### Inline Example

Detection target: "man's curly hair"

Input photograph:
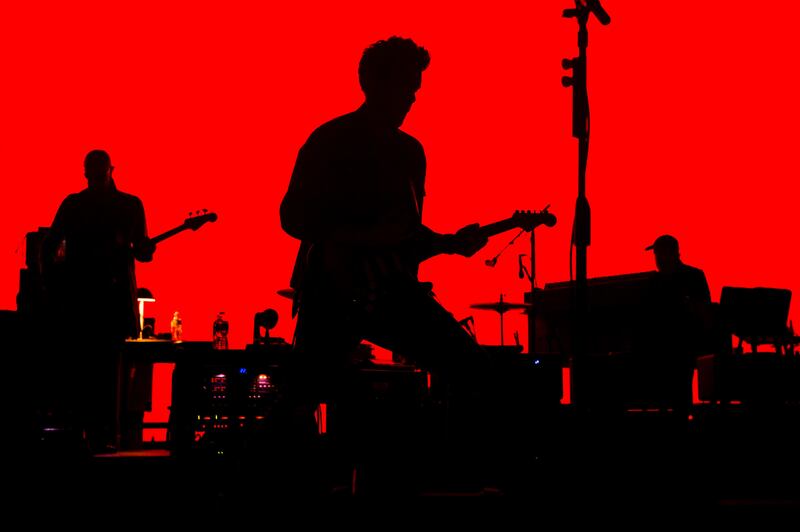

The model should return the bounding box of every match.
[358,36,430,93]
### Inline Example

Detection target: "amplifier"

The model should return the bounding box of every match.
[167,355,429,455]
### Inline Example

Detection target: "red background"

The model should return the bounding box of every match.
[2,2,797,353]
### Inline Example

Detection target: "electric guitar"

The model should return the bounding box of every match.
[312,208,557,309]
[149,210,218,245]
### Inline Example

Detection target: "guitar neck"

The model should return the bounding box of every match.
[150,225,187,245]
[147,212,217,246]
[478,217,524,239]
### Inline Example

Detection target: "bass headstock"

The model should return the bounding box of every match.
[184,209,218,231]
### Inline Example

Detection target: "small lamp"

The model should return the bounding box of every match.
[136,287,155,340]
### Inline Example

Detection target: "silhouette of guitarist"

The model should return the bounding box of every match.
[281,36,489,382]
[280,37,496,488]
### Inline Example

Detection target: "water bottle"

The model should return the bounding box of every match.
[213,312,229,350]
[170,311,183,343]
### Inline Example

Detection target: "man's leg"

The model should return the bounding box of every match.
[77,339,122,454]
[364,285,501,490]
[281,294,365,494]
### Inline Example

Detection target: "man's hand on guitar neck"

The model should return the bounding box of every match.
[441,223,489,257]
[133,238,156,263]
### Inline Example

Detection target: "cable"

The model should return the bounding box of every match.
[484,229,526,268]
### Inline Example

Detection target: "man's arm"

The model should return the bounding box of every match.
[413,223,489,262]
[403,138,487,260]
[41,197,71,268]
[131,197,155,262]
[280,141,331,242]
[689,268,715,353]
[697,269,712,303]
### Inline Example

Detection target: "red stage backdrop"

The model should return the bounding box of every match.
[2,2,797,352]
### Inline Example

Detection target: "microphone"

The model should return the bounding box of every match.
[581,0,611,25]
[518,254,526,279]
[485,257,498,267]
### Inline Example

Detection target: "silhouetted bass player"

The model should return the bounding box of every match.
[42,149,155,453]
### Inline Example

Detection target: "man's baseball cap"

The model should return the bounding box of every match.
[645,234,679,252]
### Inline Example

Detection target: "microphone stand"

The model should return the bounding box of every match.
[523,232,539,354]
[562,1,609,409]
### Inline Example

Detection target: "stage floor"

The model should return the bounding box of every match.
[11,402,800,519]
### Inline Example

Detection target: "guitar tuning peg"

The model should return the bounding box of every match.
[202,208,208,214]
[188,212,193,217]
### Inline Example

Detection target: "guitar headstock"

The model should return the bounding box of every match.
[512,207,557,231]
[184,209,219,231]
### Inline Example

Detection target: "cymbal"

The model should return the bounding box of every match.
[277,288,295,299]
[470,301,531,313]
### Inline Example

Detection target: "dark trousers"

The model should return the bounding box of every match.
[292,280,491,403]
[289,281,501,491]
[37,326,123,454]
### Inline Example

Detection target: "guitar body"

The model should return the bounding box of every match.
[309,238,425,311]
[303,209,556,313]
